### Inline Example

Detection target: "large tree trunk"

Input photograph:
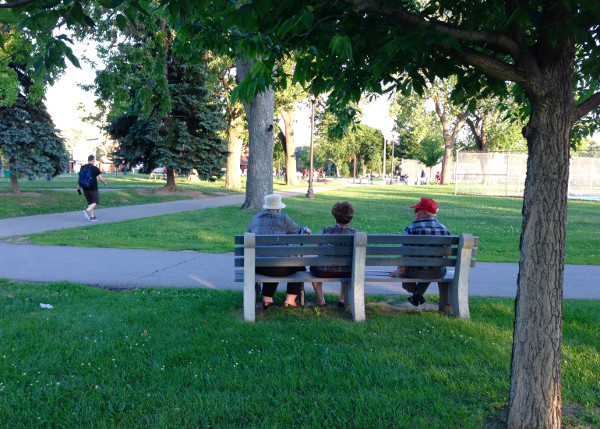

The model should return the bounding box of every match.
[280,109,298,185]
[236,57,275,210]
[225,112,245,189]
[507,63,573,429]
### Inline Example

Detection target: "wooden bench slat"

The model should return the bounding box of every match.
[235,256,353,268]
[366,246,455,257]
[235,234,355,245]
[366,235,459,245]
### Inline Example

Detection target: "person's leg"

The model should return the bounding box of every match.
[261,282,278,306]
[284,282,303,307]
[312,282,326,305]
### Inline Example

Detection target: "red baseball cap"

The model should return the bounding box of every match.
[410,197,439,214]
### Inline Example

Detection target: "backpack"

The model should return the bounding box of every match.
[78,166,93,189]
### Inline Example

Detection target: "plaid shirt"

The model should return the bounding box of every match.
[404,216,452,236]
[247,211,303,235]
[403,216,452,271]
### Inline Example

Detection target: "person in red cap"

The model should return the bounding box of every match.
[390,197,452,306]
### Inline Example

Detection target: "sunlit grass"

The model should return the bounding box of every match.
[22,185,599,265]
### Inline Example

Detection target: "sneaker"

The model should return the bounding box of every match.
[90,217,99,222]
[407,294,426,307]
[82,210,90,221]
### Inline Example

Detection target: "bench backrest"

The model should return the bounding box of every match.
[234,234,358,268]
[365,234,478,268]
[235,233,478,269]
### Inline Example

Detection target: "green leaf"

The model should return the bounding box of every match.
[115,14,128,31]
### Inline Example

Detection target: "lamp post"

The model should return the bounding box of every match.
[306,91,316,198]
[370,142,374,184]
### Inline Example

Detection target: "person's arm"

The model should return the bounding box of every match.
[97,174,107,186]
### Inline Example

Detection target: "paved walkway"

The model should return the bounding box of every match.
[1,187,598,299]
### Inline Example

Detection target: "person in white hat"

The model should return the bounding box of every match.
[247,194,312,309]
[389,197,452,307]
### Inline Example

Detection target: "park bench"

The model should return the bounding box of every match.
[234,232,478,323]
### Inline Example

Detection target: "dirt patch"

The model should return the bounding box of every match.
[135,188,210,198]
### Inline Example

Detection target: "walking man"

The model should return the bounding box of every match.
[77,155,107,222]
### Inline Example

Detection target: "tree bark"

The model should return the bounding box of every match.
[506,52,574,429]
[163,168,178,192]
[225,111,245,189]
[236,57,275,210]
[280,109,298,185]
[8,162,20,195]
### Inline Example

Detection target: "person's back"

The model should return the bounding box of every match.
[390,197,451,307]
[247,194,311,309]
[310,201,358,307]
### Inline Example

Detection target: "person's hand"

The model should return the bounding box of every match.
[390,266,405,277]
[305,228,312,234]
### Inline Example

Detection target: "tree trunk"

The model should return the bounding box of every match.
[8,165,20,195]
[236,57,275,210]
[507,76,573,429]
[163,168,178,192]
[225,113,245,189]
[280,109,298,185]
[440,132,453,185]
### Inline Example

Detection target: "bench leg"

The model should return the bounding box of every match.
[448,280,470,319]
[348,279,366,322]
[244,277,256,322]
[438,282,452,314]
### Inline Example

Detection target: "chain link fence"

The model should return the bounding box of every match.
[454,151,600,199]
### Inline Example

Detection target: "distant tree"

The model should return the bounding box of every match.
[0,57,68,194]
[415,137,444,182]
[107,57,228,188]
[90,14,227,190]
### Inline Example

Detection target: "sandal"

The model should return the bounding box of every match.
[284,302,302,308]
[263,301,274,309]
[317,302,327,307]
[337,301,345,308]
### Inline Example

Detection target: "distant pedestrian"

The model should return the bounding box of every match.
[77,155,107,222]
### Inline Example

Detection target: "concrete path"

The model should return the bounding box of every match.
[1,186,598,299]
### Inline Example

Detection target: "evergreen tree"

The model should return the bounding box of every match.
[107,58,228,186]
[0,64,68,194]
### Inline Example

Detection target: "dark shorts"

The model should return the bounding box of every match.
[83,189,100,205]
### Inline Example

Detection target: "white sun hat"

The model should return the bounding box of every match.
[263,194,286,209]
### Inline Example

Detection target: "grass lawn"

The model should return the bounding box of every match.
[0,280,598,428]
[0,174,244,219]
[22,185,600,265]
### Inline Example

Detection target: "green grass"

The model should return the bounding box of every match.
[0,174,243,219]
[0,280,598,428]
[22,185,600,265]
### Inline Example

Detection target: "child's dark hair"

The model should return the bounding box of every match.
[332,201,355,224]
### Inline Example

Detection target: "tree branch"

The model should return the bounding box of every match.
[573,91,600,122]
[344,0,523,58]
[437,42,528,86]
[0,0,39,8]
